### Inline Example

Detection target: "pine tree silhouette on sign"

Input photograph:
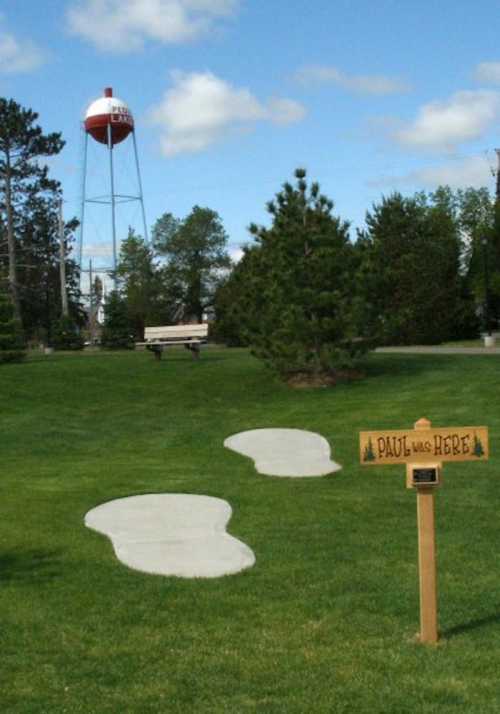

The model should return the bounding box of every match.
[473,433,485,457]
[363,438,376,462]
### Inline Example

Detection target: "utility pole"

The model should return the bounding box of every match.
[482,235,491,337]
[89,258,94,344]
[58,198,69,317]
[495,149,500,202]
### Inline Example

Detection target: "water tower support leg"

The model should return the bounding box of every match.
[132,131,149,245]
[107,123,117,288]
[77,130,89,282]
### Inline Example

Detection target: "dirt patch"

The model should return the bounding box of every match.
[286,369,364,389]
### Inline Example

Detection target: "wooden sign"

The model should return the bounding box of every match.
[360,425,488,465]
[358,418,490,645]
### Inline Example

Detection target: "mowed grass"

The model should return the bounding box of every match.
[1,347,500,713]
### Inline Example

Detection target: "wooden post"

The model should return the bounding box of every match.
[414,418,438,644]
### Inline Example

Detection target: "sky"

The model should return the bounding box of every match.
[2,0,500,273]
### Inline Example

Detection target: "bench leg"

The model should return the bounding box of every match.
[148,345,163,361]
[184,343,200,359]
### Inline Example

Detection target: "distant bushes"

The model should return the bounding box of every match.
[53,316,84,351]
[0,289,25,364]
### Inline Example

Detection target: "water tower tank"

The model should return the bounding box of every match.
[84,87,134,146]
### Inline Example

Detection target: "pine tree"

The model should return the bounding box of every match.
[212,245,262,347]
[0,283,25,363]
[101,291,134,349]
[236,169,366,376]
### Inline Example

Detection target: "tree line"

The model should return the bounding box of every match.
[212,171,500,377]
[1,98,499,376]
[100,208,231,348]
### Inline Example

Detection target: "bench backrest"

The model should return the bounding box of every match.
[144,324,208,341]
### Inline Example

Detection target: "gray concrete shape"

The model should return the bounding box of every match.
[85,494,255,578]
[224,428,341,477]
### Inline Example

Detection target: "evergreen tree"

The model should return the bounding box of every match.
[358,192,464,345]
[0,283,25,363]
[212,245,262,346]
[101,291,134,349]
[0,97,65,327]
[225,169,367,376]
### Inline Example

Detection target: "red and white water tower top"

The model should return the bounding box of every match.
[84,87,134,146]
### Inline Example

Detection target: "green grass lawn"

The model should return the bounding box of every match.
[1,347,500,713]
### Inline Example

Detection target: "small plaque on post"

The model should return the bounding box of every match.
[413,467,437,484]
[406,462,441,489]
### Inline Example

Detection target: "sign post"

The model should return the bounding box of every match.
[413,419,438,643]
[360,417,488,645]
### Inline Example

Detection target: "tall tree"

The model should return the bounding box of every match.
[0,98,65,327]
[153,206,231,323]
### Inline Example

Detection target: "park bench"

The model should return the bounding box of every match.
[137,324,209,360]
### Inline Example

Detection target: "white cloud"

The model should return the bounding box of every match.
[267,98,306,125]
[149,71,306,156]
[474,62,500,85]
[371,155,491,190]
[66,0,239,52]
[0,24,46,74]
[295,65,409,95]
[394,90,500,151]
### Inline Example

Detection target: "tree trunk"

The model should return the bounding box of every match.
[58,198,69,317]
[4,151,22,325]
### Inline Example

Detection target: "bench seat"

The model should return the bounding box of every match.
[137,324,208,360]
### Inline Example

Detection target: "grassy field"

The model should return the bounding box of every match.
[1,347,500,713]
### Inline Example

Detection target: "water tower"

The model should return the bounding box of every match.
[77,87,148,284]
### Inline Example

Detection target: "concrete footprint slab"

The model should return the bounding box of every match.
[224,428,341,477]
[85,494,255,578]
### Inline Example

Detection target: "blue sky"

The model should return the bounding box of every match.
[2,0,500,270]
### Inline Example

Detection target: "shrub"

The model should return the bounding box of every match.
[0,289,25,364]
[52,316,85,351]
